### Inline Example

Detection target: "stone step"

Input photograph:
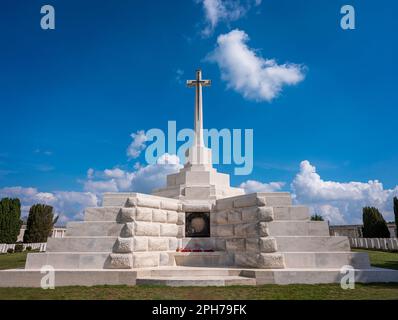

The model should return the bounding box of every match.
[275,236,350,252]
[136,267,242,277]
[259,193,292,206]
[242,268,398,285]
[0,270,136,287]
[83,205,311,222]
[282,252,371,269]
[170,252,234,267]
[136,276,256,286]
[268,221,330,236]
[46,237,117,252]
[84,207,121,222]
[25,252,110,270]
[272,206,310,221]
[66,221,124,236]
[2,267,397,287]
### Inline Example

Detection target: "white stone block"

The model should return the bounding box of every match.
[215,239,226,251]
[177,212,185,225]
[134,237,148,251]
[169,238,179,251]
[258,207,274,222]
[137,197,161,209]
[245,238,259,252]
[160,224,179,237]
[134,221,160,236]
[182,238,215,250]
[234,223,249,237]
[258,253,285,268]
[167,211,178,224]
[85,207,121,221]
[216,199,234,211]
[182,202,212,212]
[114,238,134,253]
[159,252,170,266]
[148,238,169,251]
[120,223,134,237]
[241,207,258,222]
[234,195,266,208]
[228,210,242,223]
[214,211,228,224]
[177,225,185,238]
[259,237,278,253]
[258,222,269,237]
[161,200,179,211]
[108,254,133,269]
[234,222,269,237]
[119,208,136,222]
[226,239,245,251]
[241,206,274,222]
[234,253,259,268]
[213,225,234,237]
[152,209,168,223]
[125,197,138,207]
[184,187,211,200]
[132,252,159,268]
[135,207,153,221]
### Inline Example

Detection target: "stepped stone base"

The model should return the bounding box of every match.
[1,266,397,287]
[0,270,136,287]
[1,191,397,287]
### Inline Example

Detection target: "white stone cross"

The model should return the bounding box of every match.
[187,69,211,147]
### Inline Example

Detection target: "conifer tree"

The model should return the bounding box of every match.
[23,204,55,243]
[0,198,22,244]
[362,207,390,238]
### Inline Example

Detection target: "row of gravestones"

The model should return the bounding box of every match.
[350,238,398,251]
[0,243,47,254]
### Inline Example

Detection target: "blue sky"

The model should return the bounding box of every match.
[0,0,397,225]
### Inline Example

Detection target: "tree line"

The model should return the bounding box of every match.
[0,198,58,244]
[310,197,398,238]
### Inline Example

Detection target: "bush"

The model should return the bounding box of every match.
[23,204,55,243]
[7,248,14,254]
[14,243,23,253]
[26,246,32,251]
[311,214,324,221]
[0,198,22,244]
[362,207,390,238]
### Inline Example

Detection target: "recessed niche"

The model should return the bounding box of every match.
[185,212,210,238]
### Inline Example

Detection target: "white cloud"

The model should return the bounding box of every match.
[84,179,119,195]
[239,180,285,194]
[291,160,398,225]
[199,0,261,36]
[35,164,55,172]
[34,149,53,156]
[207,29,305,102]
[127,130,148,159]
[175,69,185,83]
[84,153,182,195]
[0,187,98,224]
[5,158,397,226]
[314,205,346,225]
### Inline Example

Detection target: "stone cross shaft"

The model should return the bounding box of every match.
[187,69,211,147]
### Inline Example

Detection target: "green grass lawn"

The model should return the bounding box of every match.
[352,249,398,270]
[0,252,29,270]
[0,249,397,300]
[0,283,397,300]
